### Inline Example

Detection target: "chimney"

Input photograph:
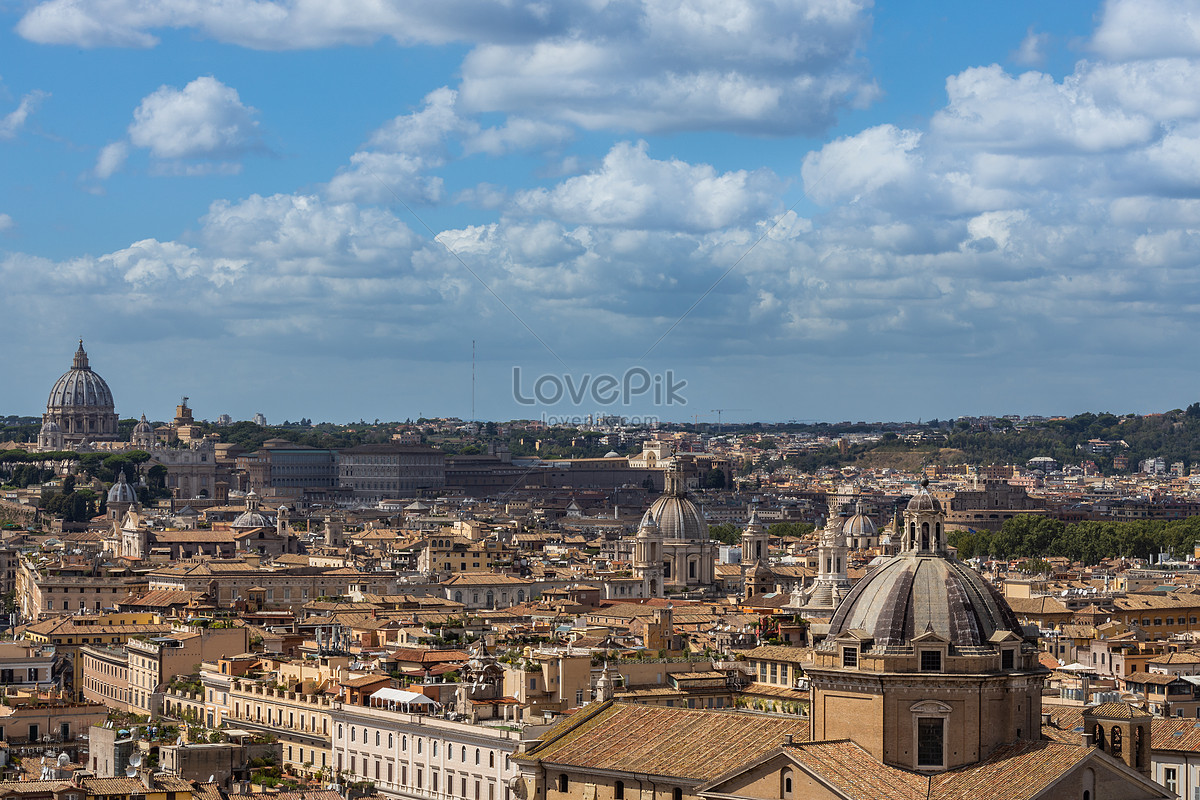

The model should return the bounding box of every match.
[784,734,794,745]
[1081,731,1094,748]
[1041,712,1052,727]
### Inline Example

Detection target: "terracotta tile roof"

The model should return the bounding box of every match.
[1152,717,1200,751]
[522,701,808,781]
[1149,652,1200,664]
[741,645,811,664]
[784,740,927,800]
[1041,706,1085,744]
[930,740,1092,800]
[1088,701,1153,719]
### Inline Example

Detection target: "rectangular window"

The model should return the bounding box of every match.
[920,651,941,672]
[1164,767,1177,793]
[1001,649,1014,670]
[916,718,944,768]
[842,647,857,668]
[770,663,778,683]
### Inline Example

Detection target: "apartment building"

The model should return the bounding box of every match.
[125,624,249,716]
[331,694,526,800]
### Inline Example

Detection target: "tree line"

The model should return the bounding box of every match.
[948,513,1200,565]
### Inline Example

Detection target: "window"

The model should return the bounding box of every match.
[781,768,793,799]
[558,775,568,793]
[490,752,495,768]
[476,748,481,765]
[916,718,943,768]
[615,782,624,800]
[920,650,941,672]
[1110,726,1122,757]
[673,789,683,800]
[351,728,356,742]
[1001,649,1014,670]
[842,647,857,668]
[1164,767,1178,793]
[376,731,381,745]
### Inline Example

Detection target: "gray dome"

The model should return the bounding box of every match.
[133,414,153,434]
[842,506,877,538]
[648,470,708,541]
[826,553,1023,649]
[906,479,941,514]
[233,489,272,528]
[47,342,115,411]
[40,420,61,433]
[107,471,138,505]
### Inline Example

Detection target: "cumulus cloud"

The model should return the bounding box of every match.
[127,76,264,172]
[17,0,876,136]
[1091,0,1200,60]
[0,90,48,139]
[0,213,13,232]
[513,141,783,232]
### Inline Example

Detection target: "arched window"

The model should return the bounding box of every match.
[455,591,463,603]
[1135,725,1145,768]
[558,775,569,793]
[338,724,344,740]
[672,789,682,800]
[486,591,495,607]
[615,781,625,800]
[518,590,526,602]
[376,731,381,746]
[781,769,794,799]
[489,752,495,767]
[433,741,439,757]
[351,727,356,742]
[1110,726,1122,758]
[417,738,423,754]
[476,748,481,765]
[388,734,393,748]
[462,746,468,760]
[402,735,408,751]
[920,522,930,550]
[1093,724,1105,751]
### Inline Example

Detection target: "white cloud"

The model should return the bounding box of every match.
[513,141,783,231]
[464,118,573,157]
[1012,27,1050,67]
[1091,0,1200,60]
[17,0,876,136]
[93,141,129,179]
[0,214,13,232]
[0,90,48,139]
[127,76,263,171]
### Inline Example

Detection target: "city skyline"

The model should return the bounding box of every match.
[3,1,1200,423]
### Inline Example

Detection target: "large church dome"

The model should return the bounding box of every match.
[648,468,709,541]
[43,341,119,443]
[48,341,115,411]
[825,481,1022,649]
[825,553,1023,648]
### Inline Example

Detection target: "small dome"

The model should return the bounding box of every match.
[40,420,61,433]
[107,471,138,505]
[133,414,153,434]
[232,509,272,529]
[605,451,620,458]
[907,479,941,514]
[648,473,709,542]
[842,503,877,538]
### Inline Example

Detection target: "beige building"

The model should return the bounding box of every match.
[124,623,249,716]
[17,558,147,620]
[223,674,336,777]
[331,694,529,799]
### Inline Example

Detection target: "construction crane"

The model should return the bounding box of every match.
[710,408,750,433]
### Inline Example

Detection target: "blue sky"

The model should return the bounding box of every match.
[3,0,1200,426]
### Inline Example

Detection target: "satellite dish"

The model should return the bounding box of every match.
[58,753,70,767]
[208,775,215,783]
[126,766,138,778]
[129,753,143,768]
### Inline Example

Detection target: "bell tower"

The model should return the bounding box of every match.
[1083,703,1152,777]
[633,510,664,597]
